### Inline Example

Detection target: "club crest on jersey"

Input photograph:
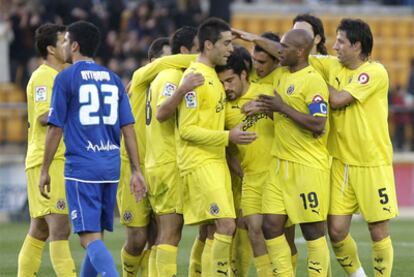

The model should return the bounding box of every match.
[162,82,177,97]
[35,86,47,102]
[123,211,133,223]
[56,199,66,210]
[185,91,197,108]
[358,73,369,84]
[210,203,220,215]
[287,84,295,95]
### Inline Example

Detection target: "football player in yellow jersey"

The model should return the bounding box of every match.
[320,19,396,277]
[257,29,331,276]
[145,26,201,277]
[117,37,171,277]
[177,18,256,277]
[250,32,281,85]
[216,47,274,277]
[18,23,76,277]
[293,14,329,56]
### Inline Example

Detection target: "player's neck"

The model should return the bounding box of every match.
[44,57,65,72]
[345,58,365,70]
[288,61,308,73]
[72,52,94,64]
[197,54,214,68]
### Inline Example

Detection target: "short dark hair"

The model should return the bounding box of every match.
[215,46,250,76]
[293,14,328,55]
[148,37,170,60]
[337,18,373,59]
[254,32,280,59]
[197,17,231,52]
[35,23,66,59]
[67,21,101,58]
[171,26,197,54]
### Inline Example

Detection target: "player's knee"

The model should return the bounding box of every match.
[328,221,348,242]
[262,217,284,240]
[216,219,236,236]
[368,220,389,242]
[49,225,71,240]
[29,220,49,241]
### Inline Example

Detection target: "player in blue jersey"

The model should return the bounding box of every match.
[39,21,146,277]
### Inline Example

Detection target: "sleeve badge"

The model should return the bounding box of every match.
[35,86,47,102]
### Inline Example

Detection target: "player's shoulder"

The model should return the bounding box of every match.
[306,65,327,82]
[354,60,388,86]
[157,68,183,82]
[250,83,273,97]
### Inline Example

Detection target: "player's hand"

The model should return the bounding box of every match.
[258,90,285,112]
[229,123,257,145]
[179,73,205,95]
[241,100,265,116]
[231,28,259,42]
[39,171,51,199]
[130,170,147,202]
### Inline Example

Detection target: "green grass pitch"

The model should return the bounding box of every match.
[1,218,412,276]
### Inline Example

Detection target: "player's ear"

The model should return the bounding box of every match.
[204,40,214,51]
[352,41,362,54]
[180,45,190,54]
[314,34,321,45]
[46,45,56,56]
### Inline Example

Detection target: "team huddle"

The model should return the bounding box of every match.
[18,14,398,277]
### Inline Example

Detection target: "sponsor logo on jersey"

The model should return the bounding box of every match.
[123,211,133,223]
[185,91,197,108]
[56,199,66,210]
[86,140,120,152]
[287,84,295,95]
[35,86,47,102]
[210,202,220,215]
[162,83,177,97]
[358,73,369,84]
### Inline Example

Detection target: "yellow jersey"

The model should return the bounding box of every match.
[310,55,392,166]
[120,54,197,166]
[26,64,65,169]
[249,67,281,85]
[145,68,183,168]
[272,65,330,171]
[225,83,274,175]
[177,62,229,173]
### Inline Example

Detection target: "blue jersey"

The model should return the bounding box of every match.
[49,61,134,182]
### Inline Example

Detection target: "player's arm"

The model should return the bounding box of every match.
[178,87,256,145]
[38,112,49,126]
[226,144,243,178]
[328,85,355,109]
[39,124,62,199]
[130,54,198,93]
[156,72,204,122]
[232,28,281,59]
[122,124,147,202]
[258,91,327,135]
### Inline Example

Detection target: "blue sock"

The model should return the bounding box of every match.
[80,254,97,277]
[86,239,119,277]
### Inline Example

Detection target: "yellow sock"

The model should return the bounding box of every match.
[307,236,330,276]
[140,249,151,277]
[121,247,143,277]
[18,235,45,277]
[201,239,213,277]
[372,236,393,277]
[265,235,293,276]
[212,233,233,277]
[49,240,76,276]
[254,254,272,277]
[230,228,252,277]
[149,246,158,277]
[291,253,298,276]
[331,234,365,275]
[156,244,177,277]
[189,239,205,277]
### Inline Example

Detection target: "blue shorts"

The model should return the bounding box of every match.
[65,180,118,233]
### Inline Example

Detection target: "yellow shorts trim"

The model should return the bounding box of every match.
[182,162,236,225]
[329,159,398,222]
[117,161,151,227]
[26,160,68,218]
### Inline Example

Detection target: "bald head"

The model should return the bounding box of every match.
[282,29,314,57]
